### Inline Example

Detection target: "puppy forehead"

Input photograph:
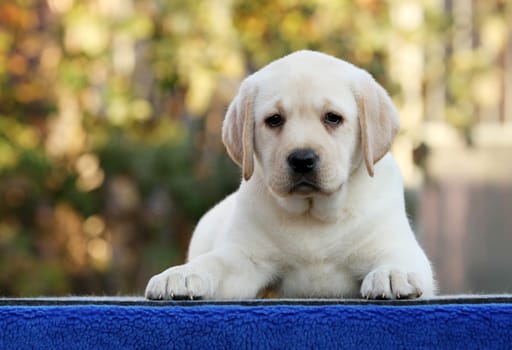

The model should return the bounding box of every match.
[247,51,362,116]
[253,67,358,119]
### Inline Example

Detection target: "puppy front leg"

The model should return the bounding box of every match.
[145,246,272,300]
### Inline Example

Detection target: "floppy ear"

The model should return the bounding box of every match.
[355,72,400,177]
[222,82,255,181]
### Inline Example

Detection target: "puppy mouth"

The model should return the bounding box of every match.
[288,179,321,194]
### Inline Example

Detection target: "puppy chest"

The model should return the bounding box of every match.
[278,262,360,298]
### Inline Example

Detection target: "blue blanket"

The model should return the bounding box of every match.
[1,297,511,349]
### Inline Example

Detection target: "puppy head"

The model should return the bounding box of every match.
[222,50,399,197]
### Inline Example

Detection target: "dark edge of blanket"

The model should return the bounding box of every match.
[1,295,511,306]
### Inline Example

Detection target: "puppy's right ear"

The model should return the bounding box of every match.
[222,81,255,181]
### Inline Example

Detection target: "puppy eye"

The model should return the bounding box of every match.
[265,114,284,128]
[324,112,343,127]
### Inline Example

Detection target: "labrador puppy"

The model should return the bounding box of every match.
[145,50,435,300]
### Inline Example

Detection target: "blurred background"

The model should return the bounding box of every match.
[0,0,511,296]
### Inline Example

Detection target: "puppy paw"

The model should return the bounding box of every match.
[145,265,212,300]
[360,266,423,300]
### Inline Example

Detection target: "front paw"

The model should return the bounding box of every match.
[360,266,423,300]
[145,265,212,300]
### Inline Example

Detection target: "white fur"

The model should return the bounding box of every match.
[145,51,435,300]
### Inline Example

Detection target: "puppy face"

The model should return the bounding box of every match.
[222,50,399,200]
[252,67,361,197]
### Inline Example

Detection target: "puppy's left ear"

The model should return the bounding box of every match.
[355,72,400,177]
[222,81,255,181]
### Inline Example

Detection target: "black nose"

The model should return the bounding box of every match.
[287,149,319,174]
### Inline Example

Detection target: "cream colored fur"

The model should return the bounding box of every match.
[145,50,435,300]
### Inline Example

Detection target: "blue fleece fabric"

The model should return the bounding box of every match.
[1,303,512,349]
